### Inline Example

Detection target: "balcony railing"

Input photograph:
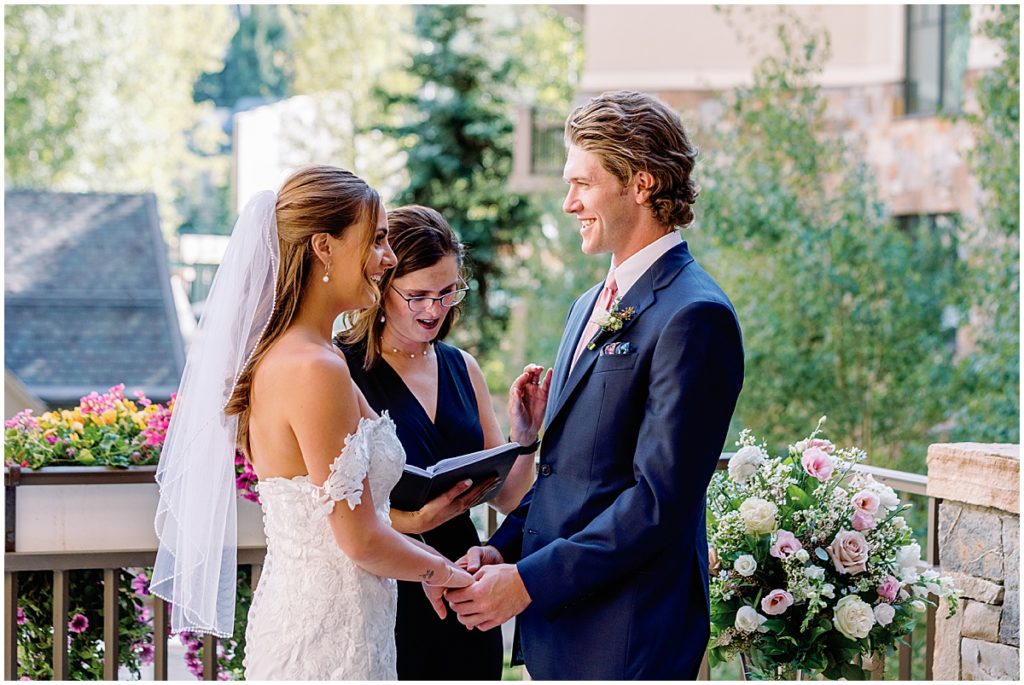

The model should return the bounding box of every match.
[5,457,941,681]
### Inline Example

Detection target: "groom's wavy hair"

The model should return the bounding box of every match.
[338,205,466,370]
[225,164,381,456]
[565,90,699,229]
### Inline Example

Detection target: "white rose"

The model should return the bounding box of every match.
[735,605,769,634]
[794,549,810,563]
[910,600,927,613]
[873,603,896,627]
[912,584,928,598]
[734,554,758,577]
[833,595,875,640]
[892,516,907,529]
[739,497,778,535]
[864,475,900,510]
[896,542,922,569]
[804,565,825,580]
[901,567,920,585]
[729,445,766,484]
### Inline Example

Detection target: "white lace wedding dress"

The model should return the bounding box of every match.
[243,414,406,680]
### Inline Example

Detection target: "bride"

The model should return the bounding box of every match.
[152,165,473,679]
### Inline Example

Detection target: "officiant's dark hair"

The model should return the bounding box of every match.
[226,164,382,457]
[565,90,699,229]
[338,205,466,370]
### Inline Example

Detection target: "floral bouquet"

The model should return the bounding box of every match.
[4,384,173,469]
[706,418,960,680]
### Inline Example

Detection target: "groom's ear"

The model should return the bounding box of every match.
[633,171,655,205]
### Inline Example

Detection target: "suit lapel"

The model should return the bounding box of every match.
[545,242,696,432]
[546,283,602,425]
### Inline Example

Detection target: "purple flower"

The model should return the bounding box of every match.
[137,606,152,624]
[217,671,232,681]
[45,434,58,445]
[135,642,155,665]
[68,613,89,633]
[131,572,150,596]
[16,607,26,625]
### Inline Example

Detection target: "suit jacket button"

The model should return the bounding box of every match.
[538,464,552,476]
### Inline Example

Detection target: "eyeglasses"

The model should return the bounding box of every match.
[390,280,469,312]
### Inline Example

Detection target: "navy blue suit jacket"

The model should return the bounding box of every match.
[489,241,743,679]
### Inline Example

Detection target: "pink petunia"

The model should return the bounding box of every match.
[16,607,27,625]
[801,447,834,481]
[68,613,89,633]
[131,572,150,596]
[135,642,155,665]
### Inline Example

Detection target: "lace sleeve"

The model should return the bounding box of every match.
[312,424,371,515]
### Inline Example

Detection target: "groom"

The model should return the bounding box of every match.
[445,91,744,679]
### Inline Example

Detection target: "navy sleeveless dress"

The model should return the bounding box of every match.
[340,340,504,680]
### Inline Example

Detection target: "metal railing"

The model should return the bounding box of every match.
[5,457,941,681]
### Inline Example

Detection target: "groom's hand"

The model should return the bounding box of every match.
[445,563,531,631]
[456,544,504,573]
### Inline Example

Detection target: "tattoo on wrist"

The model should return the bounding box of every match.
[420,569,435,582]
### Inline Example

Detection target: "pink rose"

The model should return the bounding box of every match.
[801,447,834,481]
[852,489,880,515]
[770,530,804,559]
[877,575,900,602]
[827,529,870,575]
[761,589,794,615]
[851,509,876,531]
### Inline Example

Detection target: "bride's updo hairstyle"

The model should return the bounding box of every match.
[339,204,465,370]
[226,164,382,455]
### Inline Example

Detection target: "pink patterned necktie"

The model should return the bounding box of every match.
[571,270,619,370]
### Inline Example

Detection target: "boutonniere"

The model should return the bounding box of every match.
[587,297,636,350]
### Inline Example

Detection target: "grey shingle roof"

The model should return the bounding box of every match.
[5,190,185,407]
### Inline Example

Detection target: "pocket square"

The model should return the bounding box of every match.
[600,341,634,356]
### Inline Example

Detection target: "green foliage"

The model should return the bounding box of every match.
[283,5,416,193]
[696,16,961,471]
[950,5,1020,442]
[15,570,154,680]
[193,4,293,108]
[379,5,543,356]
[4,5,234,234]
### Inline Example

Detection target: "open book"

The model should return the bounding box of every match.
[390,442,529,511]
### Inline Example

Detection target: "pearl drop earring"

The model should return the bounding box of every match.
[322,261,331,283]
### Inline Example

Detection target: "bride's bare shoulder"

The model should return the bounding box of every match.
[254,330,352,398]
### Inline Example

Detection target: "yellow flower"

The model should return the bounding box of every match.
[97,409,117,426]
[70,434,80,442]
[71,421,85,433]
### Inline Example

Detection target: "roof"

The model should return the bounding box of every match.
[5,190,185,407]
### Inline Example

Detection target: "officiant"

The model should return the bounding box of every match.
[336,204,550,679]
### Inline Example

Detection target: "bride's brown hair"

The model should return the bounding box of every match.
[225,165,381,456]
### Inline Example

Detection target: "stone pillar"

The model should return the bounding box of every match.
[928,443,1020,680]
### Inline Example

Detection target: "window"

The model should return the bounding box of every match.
[904,5,970,115]
[530,111,565,176]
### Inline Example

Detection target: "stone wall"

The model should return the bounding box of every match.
[929,443,1020,680]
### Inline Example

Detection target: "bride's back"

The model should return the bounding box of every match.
[247,326,353,480]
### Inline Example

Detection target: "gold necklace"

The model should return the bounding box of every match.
[382,338,431,359]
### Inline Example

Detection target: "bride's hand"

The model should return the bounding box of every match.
[391,476,499,535]
[421,565,475,619]
[508,364,552,446]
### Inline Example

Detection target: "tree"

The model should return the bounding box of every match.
[282,4,416,195]
[378,5,542,356]
[192,4,293,109]
[4,5,234,233]
[951,5,1020,443]
[697,16,960,472]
